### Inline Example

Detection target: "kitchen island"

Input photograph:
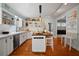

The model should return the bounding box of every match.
[32,32,53,52]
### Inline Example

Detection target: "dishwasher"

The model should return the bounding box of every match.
[13,34,20,49]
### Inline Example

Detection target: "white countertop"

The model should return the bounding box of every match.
[0,32,20,39]
[0,31,28,39]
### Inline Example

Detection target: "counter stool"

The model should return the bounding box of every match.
[46,36,54,51]
[64,36,72,51]
[60,35,66,45]
[57,35,66,46]
[65,32,76,51]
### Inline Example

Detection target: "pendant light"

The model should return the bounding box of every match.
[39,5,42,16]
[39,5,42,21]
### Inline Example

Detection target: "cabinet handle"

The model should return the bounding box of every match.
[10,37,12,39]
[5,39,7,43]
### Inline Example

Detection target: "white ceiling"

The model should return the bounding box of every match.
[6,3,79,19]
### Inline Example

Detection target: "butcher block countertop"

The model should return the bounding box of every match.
[32,32,53,37]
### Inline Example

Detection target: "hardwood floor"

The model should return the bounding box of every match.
[10,38,79,56]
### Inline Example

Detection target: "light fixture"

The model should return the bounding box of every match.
[39,5,42,22]
[39,5,42,17]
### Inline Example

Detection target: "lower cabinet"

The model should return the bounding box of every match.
[27,32,32,39]
[20,34,23,45]
[0,38,6,56]
[20,32,32,45]
[0,36,13,56]
[0,32,32,56]
[20,33,27,45]
[6,36,13,55]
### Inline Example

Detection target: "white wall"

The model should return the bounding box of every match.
[0,24,16,34]
[27,22,44,32]
[0,3,2,24]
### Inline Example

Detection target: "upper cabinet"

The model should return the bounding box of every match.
[2,10,15,25]
[22,17,46,32]
[0,3,23,27]
[66,5,78,33]
[1,4,15,25]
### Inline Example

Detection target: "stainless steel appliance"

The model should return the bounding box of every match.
[13,34,20,49]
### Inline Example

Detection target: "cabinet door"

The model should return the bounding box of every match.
[0,36,13,56]
[24,33,26,41]
[23,34,25,42]
[9,36,13,53]
[6,37,11,55]
[27,32,32,39]
[20,34,23,45]
[5,36,13,55]
[0,39,6,56]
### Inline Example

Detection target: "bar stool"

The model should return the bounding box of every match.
[64,32,77,50]
[46,35,54,51]
[64,36,72,50]
[60,35,66,45]
[57,35,66,46]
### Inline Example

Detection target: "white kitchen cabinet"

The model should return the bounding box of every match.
[23,33,26,42]
[66,5,79,50]
[0,36,13,56]
[27,32,32,39]
[20,32,32,45]
[6,36,13,55]
[10,36,13,54]
[20,33,27,45]
[6,37,10,55]
[20,33,24,45]
[0,38,6,56]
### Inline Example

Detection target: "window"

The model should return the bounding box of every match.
[57,23,66,27]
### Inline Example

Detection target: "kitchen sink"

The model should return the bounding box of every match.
[2,31,9,34]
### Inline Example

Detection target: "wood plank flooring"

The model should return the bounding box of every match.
[10,38,79,56]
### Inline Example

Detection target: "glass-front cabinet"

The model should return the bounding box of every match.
[2,10,15,25]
